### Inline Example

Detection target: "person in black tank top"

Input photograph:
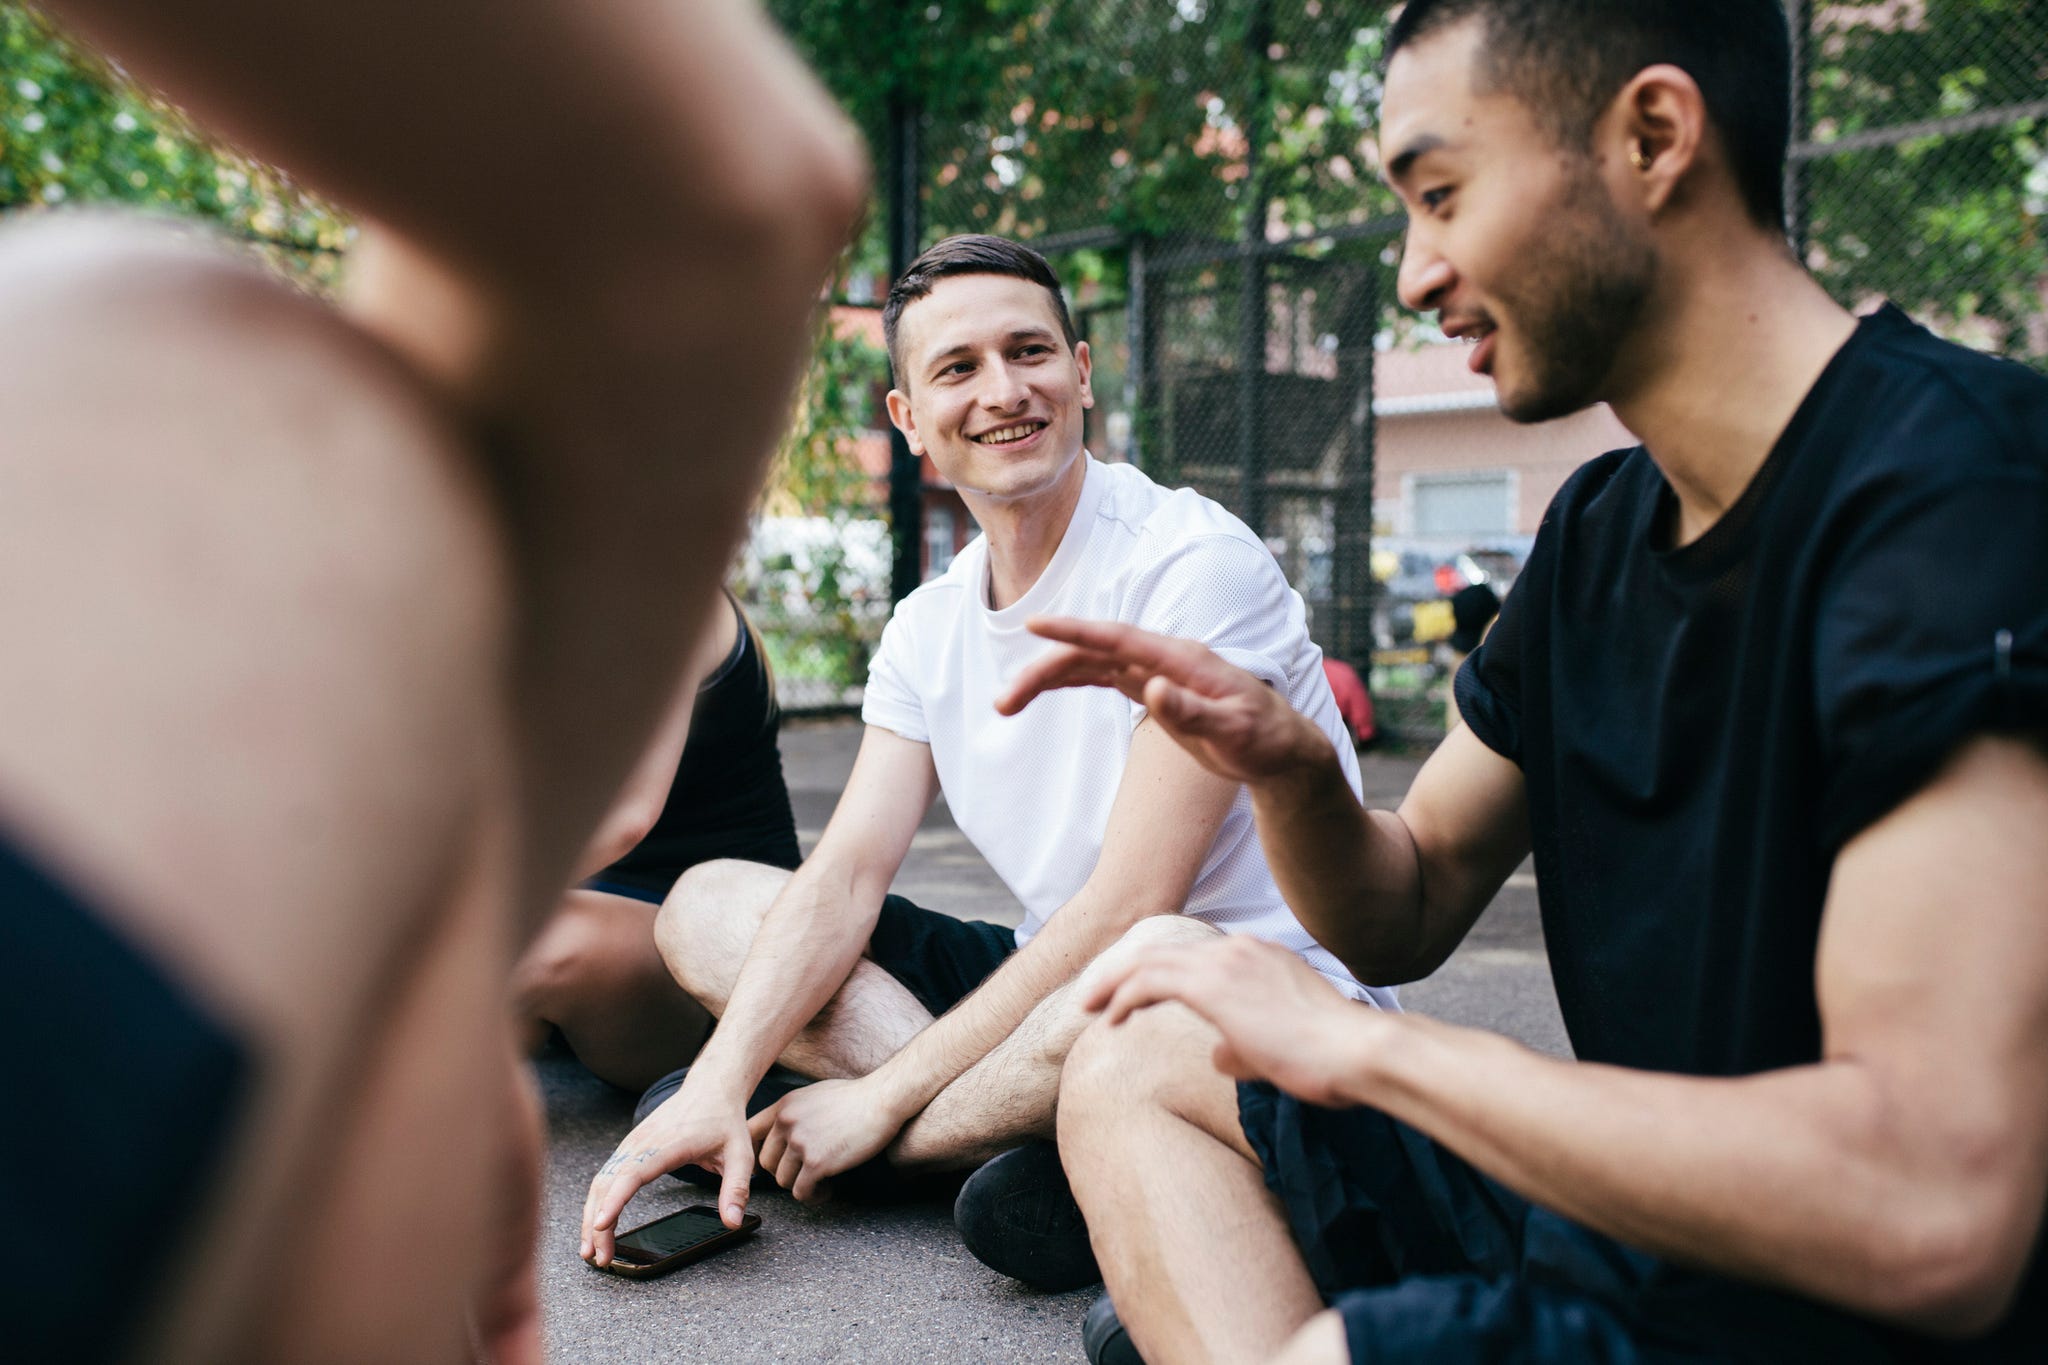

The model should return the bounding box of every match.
[595,598,801,900]
[513,592,802,1090]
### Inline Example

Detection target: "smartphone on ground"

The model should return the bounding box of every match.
[594,1205,762,1280]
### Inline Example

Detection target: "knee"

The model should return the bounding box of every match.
[1060,1001,1209,1131]
[1075,914,1220,1002]
[654,859,778,1001]
[510,899,612,1021]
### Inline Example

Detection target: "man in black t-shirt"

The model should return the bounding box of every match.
[999,2,2048,1362]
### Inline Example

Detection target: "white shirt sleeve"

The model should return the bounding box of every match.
[860,608,929,743]
[1120,531,1299,691]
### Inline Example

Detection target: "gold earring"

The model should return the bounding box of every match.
[1630,145,1654,172]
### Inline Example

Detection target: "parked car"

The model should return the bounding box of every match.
[1370,538,1529,649]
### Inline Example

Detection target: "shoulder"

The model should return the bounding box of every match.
[1836,308,2048,484]
[1551,444,1653,523]
[1092,461,1274,571]
[884,541,977,626]
[1515,443,1654,580]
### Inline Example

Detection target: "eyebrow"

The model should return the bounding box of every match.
[1386,133,1451,186]
[922,326,1059,374]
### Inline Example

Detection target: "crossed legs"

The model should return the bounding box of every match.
[657,857,1222,1170]
[512,887,713,1091]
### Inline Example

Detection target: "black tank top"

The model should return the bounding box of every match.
[600,597,802,897]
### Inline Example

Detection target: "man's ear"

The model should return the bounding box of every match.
[1074,339,1094,410]
[1605,63,1707,218]
[884,387,924,455]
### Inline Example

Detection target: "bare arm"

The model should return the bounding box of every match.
[1090,735,2048,1336]
[44,0,869,925]
[580,725,934,1255]
[569,600,739,880]
[998,617,1529,981]
[690,726,939,1103]
[865,719,1235,1122]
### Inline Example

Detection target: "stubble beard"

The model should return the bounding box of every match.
[1493,166,1657,425]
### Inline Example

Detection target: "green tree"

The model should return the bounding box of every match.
[1803,0,2048,360]
[1,4,348,288]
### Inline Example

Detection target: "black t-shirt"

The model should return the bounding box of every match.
[601,598,803,897]
[1457,305,2046,1357]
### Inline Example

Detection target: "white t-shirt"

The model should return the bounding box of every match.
[863,455,1396,1008]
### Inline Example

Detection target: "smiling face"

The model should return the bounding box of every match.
[1380,19,1656,423]
[884,272,1093,509]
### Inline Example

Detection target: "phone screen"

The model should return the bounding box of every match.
[613,1209,730,1263]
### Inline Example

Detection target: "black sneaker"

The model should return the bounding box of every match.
[954,1140,1099,1291]
[633,1064,810,1188]
[1083,1292,1145,1365]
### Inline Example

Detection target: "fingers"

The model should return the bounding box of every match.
[1098,963,1202,1026]
[1141,676,1236,740]
[755,1111,788,1189]
[1030,618,1246,693]
[1077,943,1208,1025]
[747,1096,784,1147]
[582,1149,660,1266]
[995,644,1145,716]
[790,1159,827,1205]
[997,617,1263,719]
[718,1134,754,1229]
[1024,616,1172,659]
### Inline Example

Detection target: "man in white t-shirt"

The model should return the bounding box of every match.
[580,234,1391,1290]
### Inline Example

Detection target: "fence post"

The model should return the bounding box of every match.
[887,92,925,605]
[1333,260,1379,671]
[1235,0,1273,538]
[1125,233,1148,471]
[1783,0,1812,260]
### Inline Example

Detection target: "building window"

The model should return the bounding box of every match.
[1412,472,1512,538]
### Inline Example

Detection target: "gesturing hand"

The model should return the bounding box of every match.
[749,1076,905,1204]
[580,1077,754,1268]
[1082,934,1391,1110]
[996,618,1326,786]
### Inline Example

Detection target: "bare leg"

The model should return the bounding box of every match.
[892,915,1223,1169]
[1272,1311,1349,1365]
[513,887,712,1090]
[0,220,518,1363]
[658,858,934,1079]
[1059,1001,1326,1365]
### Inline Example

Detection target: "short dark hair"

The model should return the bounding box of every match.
[881,234,1079,386]
[1386,0,1792,229]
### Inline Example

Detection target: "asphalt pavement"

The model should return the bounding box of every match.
[534,717,1567,1363]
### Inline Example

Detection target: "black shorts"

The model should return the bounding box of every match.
[866,893,1015,1017]
[2,833,248,1364]
[1238,1083,1903,1364]
[580,875,666,905]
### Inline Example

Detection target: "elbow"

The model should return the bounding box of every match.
[1854,1161,2038,1340]
[1319,911,1452,988]
[1875,1236,2031,1342]
[582,801,661,875]
[682,122,870,290]
[609,800,664,860]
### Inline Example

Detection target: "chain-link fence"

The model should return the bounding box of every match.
[7,1,2041,726]
[760,0,2047,732]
